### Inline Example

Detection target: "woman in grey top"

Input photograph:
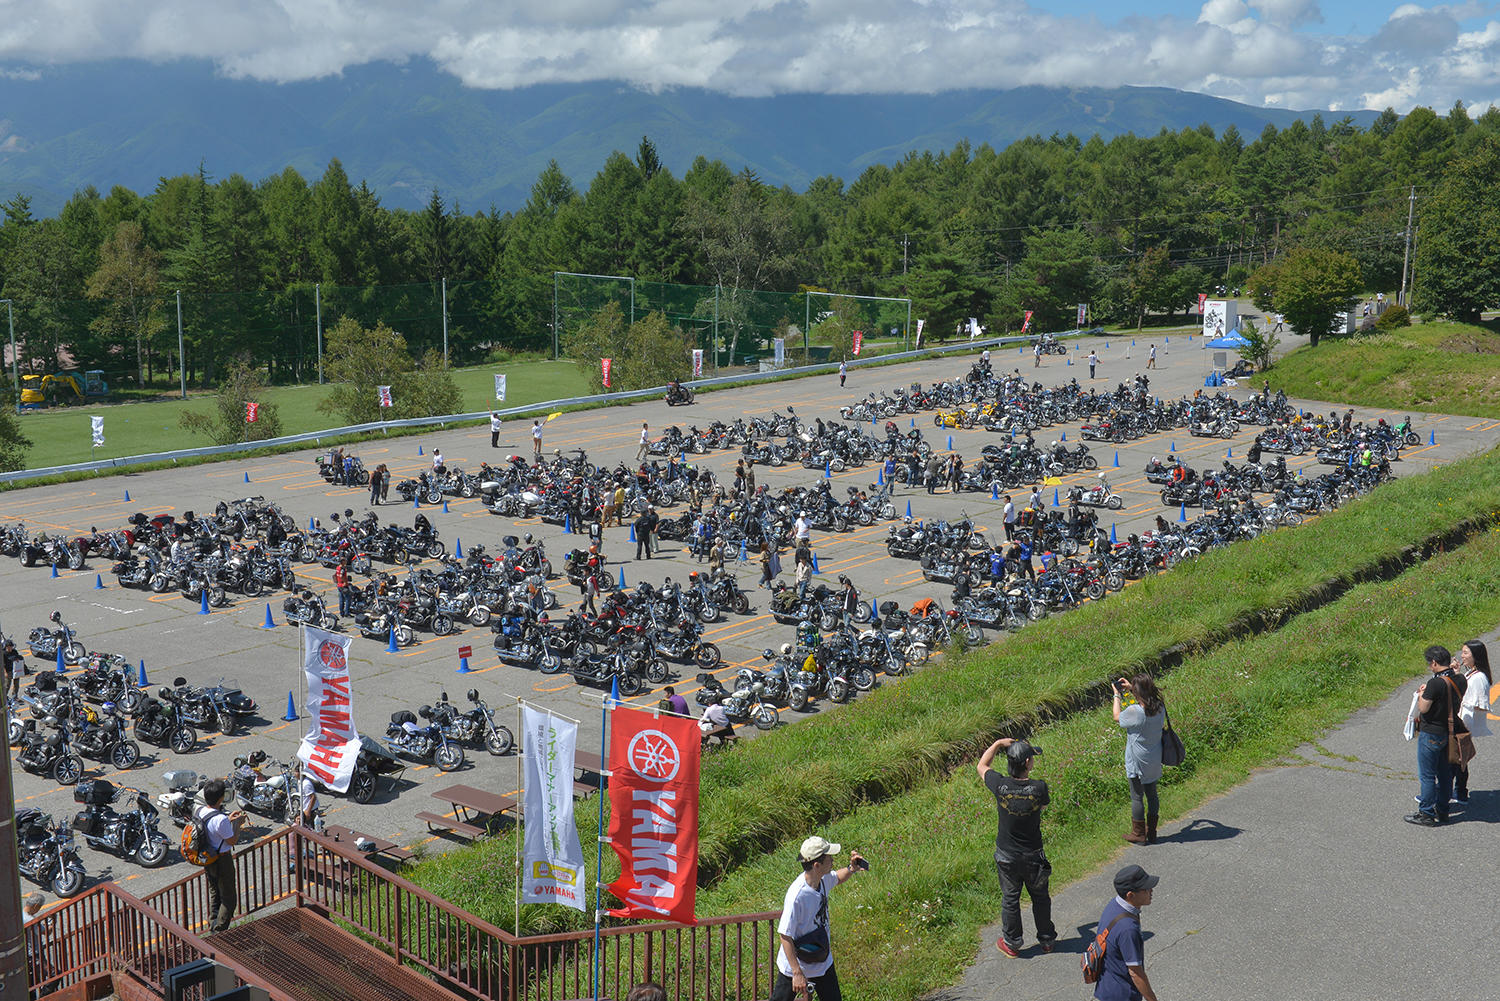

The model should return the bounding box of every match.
[1113,674,1165,845]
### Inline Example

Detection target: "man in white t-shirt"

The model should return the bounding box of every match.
[1002,495,1016,541]
[532,419,544,461]
[490,412,503,448]
[774,836,866,1001]
[637,423,650,461]
[794,513,811,545]
[196,778,247,932]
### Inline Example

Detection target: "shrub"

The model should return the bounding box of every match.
[1375,303,1411,329]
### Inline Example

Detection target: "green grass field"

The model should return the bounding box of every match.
[12,359,590,467]
[1268,319,1500,417]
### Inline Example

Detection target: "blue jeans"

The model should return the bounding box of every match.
[1417,731,1452,820]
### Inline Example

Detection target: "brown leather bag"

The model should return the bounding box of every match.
[1444,675,1477,766]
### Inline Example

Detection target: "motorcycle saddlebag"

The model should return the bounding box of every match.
[74,778,116,805]
[71,810,98,836]
[391,710,417,727]
[34,672,58,693]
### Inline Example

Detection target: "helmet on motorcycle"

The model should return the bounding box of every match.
[523,533,534,544]
[466,689,479,702]
[780,643,793,655]
[102,701,116,714]
[344,509,354,518]
[1097,472,1106,480]
[1050,441,1058,448]
[1151,456,1158,465]
[233,756,247,769]
[248,750,268,767]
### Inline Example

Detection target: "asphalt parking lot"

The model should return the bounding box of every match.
[5,332,1499,900]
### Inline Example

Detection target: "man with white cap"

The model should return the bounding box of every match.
[774,835,867,1000]
[1093,864,1161,1001]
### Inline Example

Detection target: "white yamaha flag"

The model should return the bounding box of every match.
[495,374,507,401]
[297,626,361,793]
[520,705,587,910]
[773,338,785,367]
[915,318,925,348]
[90,416,104,447]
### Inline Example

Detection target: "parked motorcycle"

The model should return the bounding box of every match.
[386,706,466,771]
[74,653,146,716]
[132,688,198,754]
[230,750,297,823]
[282,589,339,630]
[693,672,779,730]
[16,718,85,784]
[431,689,515,756]
[171,676,258,735]
[28,610,85,666]
[15,808,88,897]
[70,779,170,868]
[71,701,141,769]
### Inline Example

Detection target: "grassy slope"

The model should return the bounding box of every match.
[1268,319,1500,417]
[13,359,589,467]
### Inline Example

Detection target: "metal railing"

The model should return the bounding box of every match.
[0,334,1027,486]
[41,826,780,1001]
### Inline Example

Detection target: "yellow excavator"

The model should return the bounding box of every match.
[19,370,108,407]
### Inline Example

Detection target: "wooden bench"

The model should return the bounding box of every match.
[573,780,599,799]
[414,811,486,839]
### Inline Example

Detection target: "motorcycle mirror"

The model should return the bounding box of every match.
[159,687,173,699]
[440,691,448,701]
[173,677,187,687]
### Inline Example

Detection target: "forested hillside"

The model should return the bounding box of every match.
[1,101,1495,390]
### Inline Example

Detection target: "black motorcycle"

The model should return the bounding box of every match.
[16,718,85,784]
[71,779,170,868]
[72,702,142,770]
[283,589,339,630]
[431,690,515,756]
[74,653,147,716]
[132,687,198,754]
[15,808,88,898]
[386,707,466,771]
[171,676,259,735]
[28,610,85,667]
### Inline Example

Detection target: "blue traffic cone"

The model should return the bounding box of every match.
[564,514,573,534]
[1060,432,1066,441]
[609,675,621,707]
[629,524,637,542]
[1066,357,1072,366]
[1165,336,1170,343]
[412,496,419,508]
[50,563,58,579]
[124,490,130,502]
[283,691,298,722]
[947,435,954,450]
[1227,447,1232,458]
[309,516,315,529]
[905,500,912,518]
[1052,488,1059,506]
[418,445,423,455]
[138,660,148,685]
[1170,441,1176,452]
[1113,451,1120,467]
[199,591,210,615]
[811,553,820,574]
[1179,504,1187,523]
[455,538,463,558]
[244,472,251,483]
[1110,523,1118,544]
[55,647,65,674]
[263,603,276,629]
[457,655,470,674]
[618,566,626,589]
[991,483,998,500]
[870,598,879,621]
[441,499,450,513]
[1132,339,1135,346]
[824,461,831,479]
[910,418,915,427]
[877,467,885,486]
[1105,342,1110,348]
[93,574,104,590]
[738,539,748,562]
[387,624,400,653]
[1429,431,1435,444]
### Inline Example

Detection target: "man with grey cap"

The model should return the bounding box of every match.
[773,835,867,1000]
[977,737,1056,957]
[1093,865,1161,1001]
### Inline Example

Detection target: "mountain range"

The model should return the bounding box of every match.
[0,59,1380,215]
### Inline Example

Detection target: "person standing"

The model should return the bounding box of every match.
[490,411,503,448]
[1093,865,1162,1001]
[1033,341,1042,368]
[978,737,1056,957]
[637,423,650,461]
[368,464,384,506]
[758,541,775,589]
[196,778,246,933]
[838,360,847,388]
[794,544,813,603]
[1088,350,1099,379]
[643,505,660,556]
[634,511,652,561]
[1409,645,1465,826]
[1113,675,1166,845]
[333,559,352,618]
[612,484,626,527]
[580,566,599,616]
[1146,344,1156,369]
[1002,495,1016,541]
[379,465,390,504]
[1455,640,1492,804]
[5,636,26,700]
[431,448,444,472]
[773,836,866,1001]
[532,419,544,461]
[794,512,811,547]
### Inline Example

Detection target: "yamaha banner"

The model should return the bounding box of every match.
[245,401,259,423]
[602,358,612,388]
[521,706,587,910]
[1022,310,1033,333]
[377,385,392,408]
[692,348,703,377]
[297,626,360,793]
[852,330,862,356]
[606,706,700,923]
[495,374,507,401]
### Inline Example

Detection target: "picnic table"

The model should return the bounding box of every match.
[417,783,521,838]
[323,824,414,862]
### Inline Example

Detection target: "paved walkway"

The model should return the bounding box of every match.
[940,629,1500,1001]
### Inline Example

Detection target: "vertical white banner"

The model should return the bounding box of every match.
[494,374,507,401]
[915,318,925,348]
[1077,303,1088,327]
[967,317,980,340]
[298,626,361,793]
[90,416,104,447]
[773,338,785,367]
[520,706,587,910]
[691,348,703,377]
[377,385,392,408]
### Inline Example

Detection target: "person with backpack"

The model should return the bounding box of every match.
[194,778,246,932]
[978,737,1056,958]
[1089,865,1161,1001]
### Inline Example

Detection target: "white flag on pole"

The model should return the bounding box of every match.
[297,626,361,793]
[90,416,104,447]
[915,318,925,349]
[520,706,587,910]
[494,374,507,401]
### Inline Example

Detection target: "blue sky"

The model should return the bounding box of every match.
[0,0,1496,112]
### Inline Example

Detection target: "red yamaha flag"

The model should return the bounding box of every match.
[852,330,862,356]
[245,401,259,423]
[606,706,699,923]
[602,358,612,389]
[1022,310,1033,333]
[1197,293,1207,315]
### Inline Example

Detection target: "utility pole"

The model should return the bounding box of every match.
[315,283,323,385]
[1399,185,1417,307]
[441,276,449,366]
[176,290,186,399]
[899,234,911,275]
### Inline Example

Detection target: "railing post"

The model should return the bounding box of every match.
[393,886,403,963]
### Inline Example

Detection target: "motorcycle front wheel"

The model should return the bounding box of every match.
[697,604,719,624]
[397,625,415,647]
[68,551,86,571]
[789,688,809,711]
[753,705,778,730]
[242,577,263,597]
[733,594,751,614]
[829,680,850,704]
[851,666,876,691]
[435,743,464,772]
[51,865,85,898]
[694,643,722,669]
[169,726,197,754]
[645,661,669,684]
[209,587,229,607]
[468,604,492,626]
[217,712,237,735]
[485,726,515,756]
[135,836,169,868]
[111,740,140,770]
[431,614,455,637]
[120,689,146,716]
[538,651,562,674]
[618,673,644,697]
[64,642,86,665]
[350,770,376,804]
[52,754,84,785]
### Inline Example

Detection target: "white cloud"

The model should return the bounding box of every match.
[0,0,1494,112]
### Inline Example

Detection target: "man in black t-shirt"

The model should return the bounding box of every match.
[1408,644,1468,826]
[977,738,1057,956]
